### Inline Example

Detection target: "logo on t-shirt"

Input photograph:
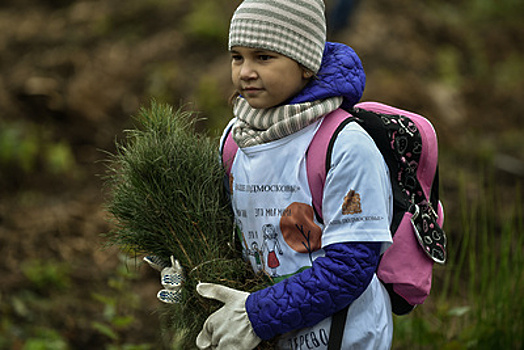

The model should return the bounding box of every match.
[342,189,362,215]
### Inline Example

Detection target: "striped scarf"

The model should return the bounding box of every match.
[231,96,343,148]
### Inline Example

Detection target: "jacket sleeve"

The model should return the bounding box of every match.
[245,241,381,340]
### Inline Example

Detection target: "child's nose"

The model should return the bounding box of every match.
[240,62,258,80]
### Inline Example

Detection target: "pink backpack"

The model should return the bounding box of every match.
[221,101,447,315]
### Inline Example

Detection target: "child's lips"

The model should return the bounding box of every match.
[242,87,263,95]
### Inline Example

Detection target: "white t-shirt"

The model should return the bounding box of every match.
[224,116,394,349]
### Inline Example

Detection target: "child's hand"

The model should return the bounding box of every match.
[196,283,261,350]
[144,255,184,304]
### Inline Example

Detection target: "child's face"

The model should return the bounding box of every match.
[230,46,310,109]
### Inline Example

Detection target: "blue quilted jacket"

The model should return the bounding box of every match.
[245,42,383,340]
[288,41,366,108]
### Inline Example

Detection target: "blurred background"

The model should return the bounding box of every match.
[0,0,522,349]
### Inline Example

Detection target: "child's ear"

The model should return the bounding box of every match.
[303,70,314,79]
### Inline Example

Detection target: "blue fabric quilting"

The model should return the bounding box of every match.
[288,42,366,109]
[246,242,381,340]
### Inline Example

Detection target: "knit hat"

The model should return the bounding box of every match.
[228,0,327,74]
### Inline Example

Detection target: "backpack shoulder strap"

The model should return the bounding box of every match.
[307,108,354,222]
[220,120,239,177]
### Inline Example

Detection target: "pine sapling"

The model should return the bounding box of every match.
[103,101,268,347]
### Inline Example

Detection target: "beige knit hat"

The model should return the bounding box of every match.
[228,0,327,74]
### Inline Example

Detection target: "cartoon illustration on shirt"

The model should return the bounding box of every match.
[342,189,362,215]
[261,224,283,277]
[248,242,263,271]
[280,202,322,261]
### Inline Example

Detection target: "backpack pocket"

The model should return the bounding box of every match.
[377,211,433,306]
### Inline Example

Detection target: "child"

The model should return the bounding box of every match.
[196,0,394,349]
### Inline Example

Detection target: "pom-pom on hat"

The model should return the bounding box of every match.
[228,0,327,74]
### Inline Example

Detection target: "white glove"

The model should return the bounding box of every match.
[144,255,184,304]
[196,283,262,350]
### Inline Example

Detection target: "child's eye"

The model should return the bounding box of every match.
[231,54,243,62]
[258,55,273,61]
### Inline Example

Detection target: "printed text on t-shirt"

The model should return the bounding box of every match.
[235,183,301,194]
